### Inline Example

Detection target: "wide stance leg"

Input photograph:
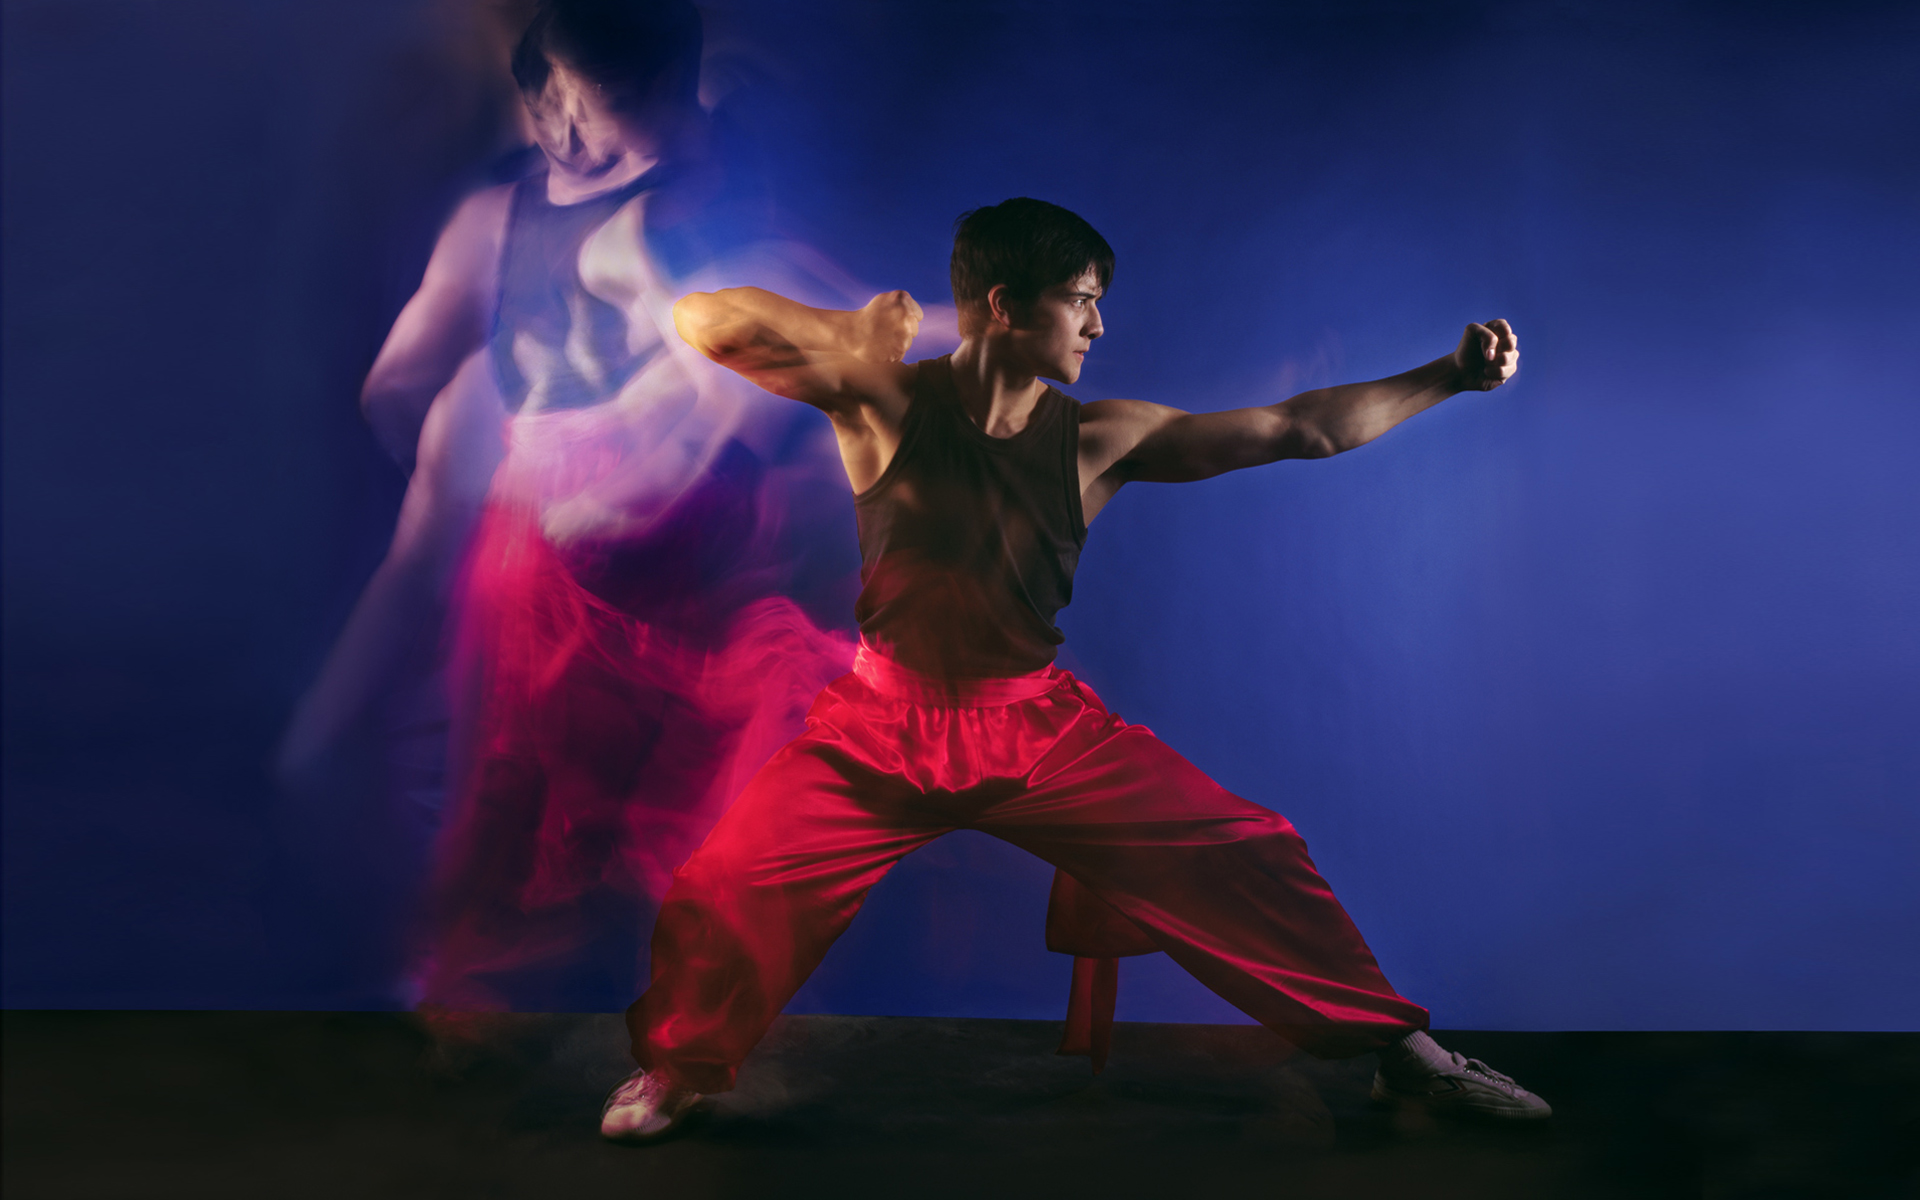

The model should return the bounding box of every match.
[627,731,943,1093]
[982,709,1429,1059]
[629,669,1428,1092]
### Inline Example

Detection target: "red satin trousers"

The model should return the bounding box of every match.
[627,648,1429,1093]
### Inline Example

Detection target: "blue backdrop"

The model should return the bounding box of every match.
[4,0,1916,1030]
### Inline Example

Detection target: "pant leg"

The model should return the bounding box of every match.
[420,587,677,1011]
[980,689,1429,1058]
[1046,868,1157,957]
[627,719,945,1093]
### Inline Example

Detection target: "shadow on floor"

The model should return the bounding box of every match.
[4,1012,1915,1198]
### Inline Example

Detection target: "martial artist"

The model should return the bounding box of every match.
[602,197,1548,1139]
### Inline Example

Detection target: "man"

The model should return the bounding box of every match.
[283,0,854,1012]
[598,198,1546,1140]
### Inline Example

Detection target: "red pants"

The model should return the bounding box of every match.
[628,648,1428,1093]
[417,504,851,1010]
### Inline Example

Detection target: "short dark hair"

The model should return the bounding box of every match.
[951,199,1115,336]
[511,0,702,107]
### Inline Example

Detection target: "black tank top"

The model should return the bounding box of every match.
[854,356,1087,678]
[490,169,665,415]
[489,167,768,640]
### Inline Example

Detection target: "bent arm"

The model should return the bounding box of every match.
[360,187,511,468]
[672,286,919,414]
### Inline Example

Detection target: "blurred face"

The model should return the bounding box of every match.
[524,61,671,202]
[1001,269,1105,385]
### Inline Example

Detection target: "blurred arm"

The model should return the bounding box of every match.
[277,350,505,780]
[359,187,513,469]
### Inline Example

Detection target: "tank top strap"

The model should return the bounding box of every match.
[911,353,960,420]
[1052,385,1087,540]
[494,173,545,300]
[896,354,951,449]
[508,170,545,221]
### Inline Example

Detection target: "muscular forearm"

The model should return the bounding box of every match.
[1279,357,1462,457]
[360,284,493,470]
[673,287,858,366]
[1108,323,1513,487]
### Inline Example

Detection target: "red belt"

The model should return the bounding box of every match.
[852,642,1063,706]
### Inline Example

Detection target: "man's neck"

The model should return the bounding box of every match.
[950,339,1049,439]
[545,150,662,206]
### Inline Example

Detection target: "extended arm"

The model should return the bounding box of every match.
[1082,320,1517,512]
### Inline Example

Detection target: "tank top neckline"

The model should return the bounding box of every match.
[928,355,1062,451]
[517,161,670,212]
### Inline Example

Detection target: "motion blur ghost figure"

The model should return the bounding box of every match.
[281,0,887,1011]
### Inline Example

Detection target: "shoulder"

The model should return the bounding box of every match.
[820,358,917,432]
[445,183,517,241]
[1080,396,1182,420]
[1076,397,1191,484]
[443,181,518,247]
[754,356,915,428]
[422,183,516,290]
[842,359,918,410]
[1079,397,1185,442]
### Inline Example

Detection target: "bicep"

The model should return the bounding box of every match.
[1118,404,1299,483]
[702,343,910,429]
[362,190,508,437]
[671,291,858,414]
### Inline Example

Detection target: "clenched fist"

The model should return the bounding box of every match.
[1451,319,1519,392]
[849,290,924,363]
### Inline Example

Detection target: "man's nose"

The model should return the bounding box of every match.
[1084,305,1104,339]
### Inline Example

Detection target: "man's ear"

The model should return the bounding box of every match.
[985,283,1018,330]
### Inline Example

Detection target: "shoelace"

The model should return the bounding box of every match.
[1455,1056,1521,1092]
[608,1072,658,1106]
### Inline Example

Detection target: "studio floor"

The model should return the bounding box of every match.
[4,1012,1915,1199]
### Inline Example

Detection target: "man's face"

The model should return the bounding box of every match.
[524,62,670,197]
[1004,269,1105,385]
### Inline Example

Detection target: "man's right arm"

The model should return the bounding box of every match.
[672,287,919,418]
[360,186,513,470]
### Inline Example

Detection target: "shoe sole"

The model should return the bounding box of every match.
[601,1098,710,1144]
[1370,1079,1553,1121]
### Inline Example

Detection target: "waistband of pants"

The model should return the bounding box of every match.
[852,641,1063,706]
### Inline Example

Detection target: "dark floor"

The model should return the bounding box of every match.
[4,1012,1915,1200]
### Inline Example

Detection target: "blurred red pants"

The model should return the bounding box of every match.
[628,646,1428,1093]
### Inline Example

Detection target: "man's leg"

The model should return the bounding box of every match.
[417,512,675,1011]
[625,713,946,1096]
[978,684,1426,1058]
[976,679,1549,1116]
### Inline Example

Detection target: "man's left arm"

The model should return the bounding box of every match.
[1090,320,1517,500]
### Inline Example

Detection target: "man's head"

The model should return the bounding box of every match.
[512,0,702,194]
[952,199,1113,384]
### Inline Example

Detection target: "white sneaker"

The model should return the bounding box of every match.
[599,1067,702,1142]
[1371,1052,1553,1121]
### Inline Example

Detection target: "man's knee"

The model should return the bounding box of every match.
[664,826,763,901]
[1217,804,1310,860]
